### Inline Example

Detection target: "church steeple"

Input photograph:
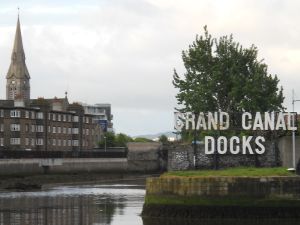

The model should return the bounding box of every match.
[6,14,30,100]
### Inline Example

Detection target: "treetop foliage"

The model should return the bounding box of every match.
[173,26,284,114]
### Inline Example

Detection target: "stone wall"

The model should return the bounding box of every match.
[143,175,300,219]
[127,142,162,172]
[167,141,278,171]
[146,176,300,198]
[278,136,300,168]
[167,136,300,171]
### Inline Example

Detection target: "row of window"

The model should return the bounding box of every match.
[10,138,44,146]
[0,110,92,124]
[0,124,93,135]
[0,138,90,147]
[7,138,80,147]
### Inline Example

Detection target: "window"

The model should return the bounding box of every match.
[53,139,56,146]
[63,127,66,134]
[72,140,79,146]
[83,129,85,135]
[53,114,56,121]
[0,109,4,117]
[48,113,51,120]
[31,125,35,132]
[86,117,89,123]
[73,116,79,122]
[31,138,35,146]
[10,110,20,118]
[31,111,35,119]
[58,114,61,121]
[48,126,51,133]
[25,138,29,146]
[68,140,71,146]
[11,124,20,131]
[72,128,79,134]
[63,140,66,146]
[58,139,61,146]
[0,124,3,132]
[10,138,20,145]
[86,129,89,135]
[37,112,43,119]
[68,115,72,122]
[25,124,29,132]
[0,138,3,146]
[25,111,29,118]
[36,125,44,132]
[63,115,66,121]
[57,127,61,134]
[68,128,72,134]
[53,127,56,133]
[36,139,44,145]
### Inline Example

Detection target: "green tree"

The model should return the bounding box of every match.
[115,133,133,147]
[98,132,116,148]
[133,137,153,143]
[159,134,169,144]
[173,26,284,114]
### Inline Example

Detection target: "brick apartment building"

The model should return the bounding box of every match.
[0,16,102,151]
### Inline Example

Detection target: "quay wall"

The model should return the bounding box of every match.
[146,176,300,198]
[143,176,300,219]
[0,158,128,175]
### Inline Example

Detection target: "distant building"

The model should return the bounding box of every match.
[0,16,103,151]
[81,103,113,132]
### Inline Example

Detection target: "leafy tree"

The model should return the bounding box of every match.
[115,133,133,147]
[133,137,153,143]
[159,135,169,144]
[98,132,116,148]
[173,26,284,114]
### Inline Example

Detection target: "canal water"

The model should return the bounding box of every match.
[0,179,298,225]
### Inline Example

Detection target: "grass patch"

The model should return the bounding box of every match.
[162,167,294,177]
[145,194,300,207]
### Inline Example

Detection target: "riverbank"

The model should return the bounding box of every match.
[142,167,300,219]
[0,172,156,191]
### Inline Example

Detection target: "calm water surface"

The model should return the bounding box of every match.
[0,180,298,225]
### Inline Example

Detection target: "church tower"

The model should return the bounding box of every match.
[6,15,30,100]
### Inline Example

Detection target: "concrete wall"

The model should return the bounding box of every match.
[0,142,164,175]
[278,136,300,168]
[0,158,127,175]
[127,142,162,172]
[146,176,300,198]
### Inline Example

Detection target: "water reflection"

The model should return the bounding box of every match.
[143,218,300,225]
[0,183,299,225]
[0,184,145,225]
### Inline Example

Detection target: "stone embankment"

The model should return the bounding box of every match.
[142,175,300,219]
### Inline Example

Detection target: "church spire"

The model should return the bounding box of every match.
[12,15,25,62]
[6,14,30,100]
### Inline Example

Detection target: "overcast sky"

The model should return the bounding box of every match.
[0,0,299,136]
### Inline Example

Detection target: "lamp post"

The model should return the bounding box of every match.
[104,136,107,152]
[292,89,300,169]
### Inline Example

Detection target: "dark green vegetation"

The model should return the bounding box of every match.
[98,132,154,148]
[144,195,300,207]
[173,26,284,113]
[163,167,293,177]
